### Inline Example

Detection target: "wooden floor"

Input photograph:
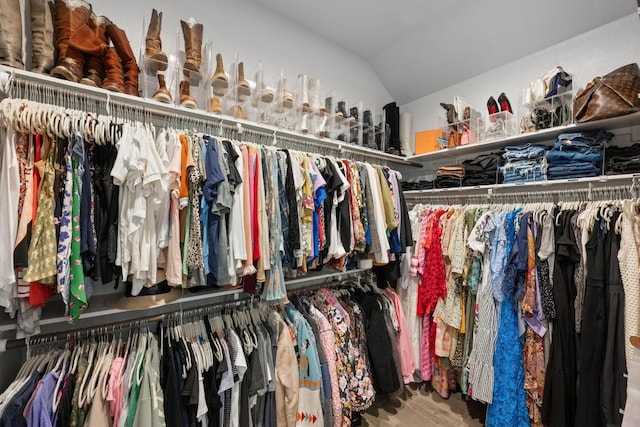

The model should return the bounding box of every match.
[361,384,486,427]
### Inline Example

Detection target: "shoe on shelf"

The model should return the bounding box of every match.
[30,0,55,73]
[153,74,172,103]
[212,53,229,96]
[235,105,248,120]
[106,22,139,96]
[180,20,202,75]
[0,0,24,69]
[179,80,197,109]
[145,8,168,69]
[308,78,321,112]
[336,101,347,118]
[102,47,124,93]
[349,106,359,124]
[260,81,274,103]
[498,92,512,114]
[299,113,309,134]
[79,14,109,87]
[210,97,222,114]
[277,78,293,109]
[316,114,327,137]
[299,74,309,111]
[440,102,457,124]
[487,96,500,122]
[50,0,93,83]
[236,61,251,100]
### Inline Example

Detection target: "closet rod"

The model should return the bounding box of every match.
[407,185,634,208]
[0,295,255,351]
[0,66,423,168]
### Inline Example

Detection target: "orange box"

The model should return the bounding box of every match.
[415,128,443,154]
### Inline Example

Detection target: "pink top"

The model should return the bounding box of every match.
[385,288,417,384]
[106,356,124,422]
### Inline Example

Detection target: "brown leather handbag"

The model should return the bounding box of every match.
[573,63,640,123]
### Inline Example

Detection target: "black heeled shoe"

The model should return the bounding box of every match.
[498,92,512,114]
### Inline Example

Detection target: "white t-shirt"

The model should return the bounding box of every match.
[0,127,20,312]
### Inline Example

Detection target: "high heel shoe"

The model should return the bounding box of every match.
[498,92,512,114]
[487,96,499,122]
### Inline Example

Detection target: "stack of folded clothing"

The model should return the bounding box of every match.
[499,144,548,183]
[435,165,465,188]
[401,179,434,191]
[605,143,640,175]
[462,151,503,186]
[546,130,612,180]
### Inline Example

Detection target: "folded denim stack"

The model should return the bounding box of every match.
[546,130,612,180]
[462,152,503,186]
[401,179,434,191]
[435,165,465,188]
[605,143,640,175]
[499,144,548,184]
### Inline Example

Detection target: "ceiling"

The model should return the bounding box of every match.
[254,0,637,104]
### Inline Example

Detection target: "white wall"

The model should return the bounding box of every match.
[401,13,640,154]
[18,0,392,108]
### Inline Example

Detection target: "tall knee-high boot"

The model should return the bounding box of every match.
[30,0,55,73]
[0,0,24,69]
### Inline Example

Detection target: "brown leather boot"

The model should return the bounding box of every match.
[106,23,139,96]
[181,20,202,74]
[211,53,228,96]
[0,0,23,69]
[30,0,55,73]
[153,74,172,104]
[102,47,124,93]
[50,0,93,82]
[80,14,110,87]
[210,97,222,114]
[237,61,251,100]
[235,105,248,120]
[145,9,167,69]
[179,80,197,109]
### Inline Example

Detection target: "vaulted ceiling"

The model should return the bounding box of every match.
[254,0,637,104]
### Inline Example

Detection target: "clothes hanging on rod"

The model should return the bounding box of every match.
[0,97,413,332]
[0,278,413,427]
[401,189,638,427]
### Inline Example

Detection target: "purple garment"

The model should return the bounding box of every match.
[525,221,548,337]
[27,371,59,427]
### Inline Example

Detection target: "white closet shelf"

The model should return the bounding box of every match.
[0,66,423,169]
[403,173,639,198]
[409,112,640,162]
[0,267,368,337]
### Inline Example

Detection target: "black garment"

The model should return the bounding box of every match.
[462,152,502,186]
[542,210,580,427]
[435,176,462,188]
[400,180,434,191]
[337,162,352,253]
[383,102,401,154]
[602,211,627,426]
[56,373,76,427]
[575,220,607,427]
[606,143,640,174]
[161,336,182,427]
[92,143,120,285]
[222,139,242,188]
[356,291,401,394]
[283,150,300,258]
[397,188,413,252]
[320,159,341,265]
